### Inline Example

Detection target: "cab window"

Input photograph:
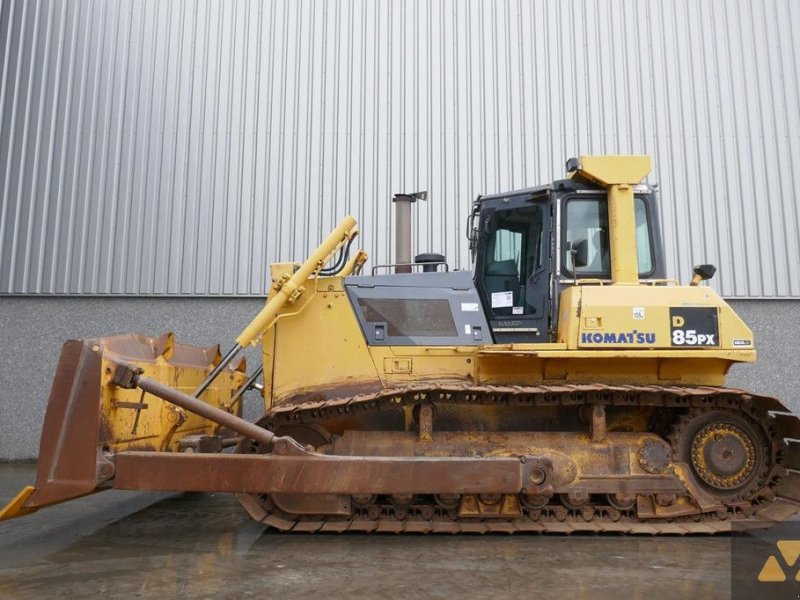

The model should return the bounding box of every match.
[563,197,653,277]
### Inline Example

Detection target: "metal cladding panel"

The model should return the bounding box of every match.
[1,0,799,297]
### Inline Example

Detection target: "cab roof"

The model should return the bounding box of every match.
[475,178,655,204]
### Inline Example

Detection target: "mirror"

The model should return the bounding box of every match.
[690,263,717,286]
[568,239,589,269]
[693,264,716,281]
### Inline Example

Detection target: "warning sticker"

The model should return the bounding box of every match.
[491,291,513,308]
[461,302,480,312]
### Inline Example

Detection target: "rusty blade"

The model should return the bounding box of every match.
[112,451,538,495]
[14,334,245,517]
[26,340,104,509]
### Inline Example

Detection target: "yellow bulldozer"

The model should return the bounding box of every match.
[3,155,798,533]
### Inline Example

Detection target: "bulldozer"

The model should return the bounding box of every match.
[3,155,799,534]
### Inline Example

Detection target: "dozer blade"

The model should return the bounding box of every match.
[0,333,247,521]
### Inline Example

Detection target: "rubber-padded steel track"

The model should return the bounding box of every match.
[239,382,800,534]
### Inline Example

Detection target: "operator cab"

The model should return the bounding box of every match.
[470,179,665,344]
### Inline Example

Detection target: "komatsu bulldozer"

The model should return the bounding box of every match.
[3,155,799,534]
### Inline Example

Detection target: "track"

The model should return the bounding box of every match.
[237,382,800,534]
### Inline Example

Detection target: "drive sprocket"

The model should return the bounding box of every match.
[669,408,771,500]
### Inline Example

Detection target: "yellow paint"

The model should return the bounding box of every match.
[567,156,652,284]
[777,540,800,566]
[261,325,277,410]
[558,284,755,353]
[266,274,381,406]
[0,486,37,521]
[757,555,786,582]
[262,270,756,405]
[607,183,639,284]
[338,248,369,276]
[98,344,248,454]
[754,540,800,583]
[247,190,757,408]
[568,155,651,187]
[237,215,358,347]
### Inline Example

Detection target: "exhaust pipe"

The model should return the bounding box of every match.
[392,191,427,273]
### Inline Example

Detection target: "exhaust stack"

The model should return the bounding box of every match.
[392,191,427,273]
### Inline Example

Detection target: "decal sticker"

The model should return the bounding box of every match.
[733,339,752,347]
[669,307,719,347]
[460,302,480,312]
[464,324,472,335]
[512,306,523,315]
[633,307,645,320]
[581,331,656,344]
[491,291,513,308]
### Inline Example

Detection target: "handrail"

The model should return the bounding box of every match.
[370,262,449,275]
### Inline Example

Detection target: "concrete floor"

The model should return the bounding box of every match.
[0,464,734,600]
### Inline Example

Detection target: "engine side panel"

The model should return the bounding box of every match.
[557,284,756,354]
[345,271,491,346]
[267,275,384,408]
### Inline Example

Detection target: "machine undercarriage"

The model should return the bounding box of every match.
[236,384,800,534]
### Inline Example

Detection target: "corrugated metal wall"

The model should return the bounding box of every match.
[1,0,799,297]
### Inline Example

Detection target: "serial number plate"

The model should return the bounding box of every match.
[669,307,719,347]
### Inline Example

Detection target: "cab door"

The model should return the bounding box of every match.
[474,196,551,343]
